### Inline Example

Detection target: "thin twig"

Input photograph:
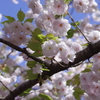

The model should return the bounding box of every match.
[68,12,90,43]
[53,58,65,67]
[3,49,14,65]
[0,81,12,93]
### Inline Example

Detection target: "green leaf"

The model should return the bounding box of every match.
[71,22,80,27]
[32,28,42,37]
[19,88,31,96]
[67,29,75,38]
[32,28,43,42]
[82,68,91,73]
[17,10,25,22]
[46,33,54,38]
[27,70,38,80]
[39,93,53,100]
[73,88,85,100]
[4,15,15,22]
[24,18,34,23]
[2,66,10,73]
[29,97,40,100]
[64,0,72,3]
[38,34,47,43]
[46,33,57,40]
[27,42,42,51]
[27,61,37,68]
[72,74,80,86]
[87,63,92,68]
[81,43,88,46]
[67,74,80,86]
[1,20,13,24]
[32,51,43,57]
[31,28,47,43]
[55,15,62,19]
[41,68,50,71]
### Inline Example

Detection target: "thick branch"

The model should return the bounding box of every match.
[1,39,100,100]
[3,79,38,100]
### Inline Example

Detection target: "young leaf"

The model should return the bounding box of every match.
[39,93,53,100]
[41,68,50,71]
[71,22,80,27]
[4,15,15,22]
[1,20,12,24]
[32,51,43,57]
[24,18,34,23]
[27,70,38,80]
[67,29,75,38]
[46,33,54,38]
[73,88,84,100]
[29,97,40,100]
[17,9,25,22]
[27,42,42,51]
[32,28,42,39]
[32,28,42,37]
[38,34,47,43]
[32,28,47,43]
[27,61,37,68]
[81,43,88,46]
[64,0,72,3]
[19,88,31,96]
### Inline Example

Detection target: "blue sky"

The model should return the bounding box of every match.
[0,0,28,27]
[0,0,28,16]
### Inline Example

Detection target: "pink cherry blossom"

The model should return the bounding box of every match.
[28,0,43,14]
[52,0,68,15]
[23,22,34,35]
[53,18,71,37]
[42,40,58,57]
[10,21,23,34]
[73,0,89,13]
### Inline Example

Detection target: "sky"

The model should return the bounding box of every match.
[0,0,29,28]
[0,0,28,16]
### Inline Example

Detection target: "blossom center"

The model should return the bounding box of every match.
[48,47,51,50]
[94,37,97,40]
[47,17,50,20]
[15,25,18,28]
[19,37,23,40]
[27,27,30,30]
[59,24,63,27]
[57,5,61,8]
[59,48,62,51]
[79,2,82,6]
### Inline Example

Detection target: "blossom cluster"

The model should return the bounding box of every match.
[2,21,34,46]
[1,0,100,100]
[80,53,100,100]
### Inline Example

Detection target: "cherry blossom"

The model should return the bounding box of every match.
[73,0,89,13]
[28,0,43,14]
[32,63,43,74]
[42,40,58,57]
[53,18,71,37]
[92,10,100,22]
[51,0,68,15]
[1,0,100,100]
[87,30,100,43]
[23,22,34,35]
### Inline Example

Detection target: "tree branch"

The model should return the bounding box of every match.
[0,38,49,66]
[1,38,100,100]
